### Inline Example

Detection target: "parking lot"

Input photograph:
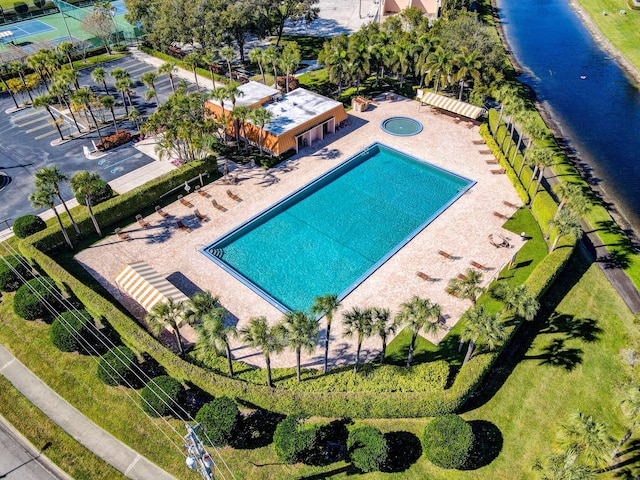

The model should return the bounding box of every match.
[0,55,199,225]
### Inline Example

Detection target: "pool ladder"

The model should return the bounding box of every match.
[209,248,225,259]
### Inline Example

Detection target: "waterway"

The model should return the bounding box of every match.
[494,0,640,233]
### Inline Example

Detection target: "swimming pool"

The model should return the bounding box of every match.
[201,143,474,312]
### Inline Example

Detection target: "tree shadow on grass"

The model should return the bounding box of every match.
[524,338,584,371]
[381,431,422,473]
[304,418,351,467]
[539,313,602,342]
[296,465,357,480]
[461,421,503,470]
[231,409,286,450]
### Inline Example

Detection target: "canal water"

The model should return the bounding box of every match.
[494,0,640,233]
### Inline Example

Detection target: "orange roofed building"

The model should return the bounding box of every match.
[205,81,348,156]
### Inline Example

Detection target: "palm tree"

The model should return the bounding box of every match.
[371,307,398,365]
[182,53,201,91]
[110,67,130,82]
[311,293,341,375]
[459,305,506,365]
[32,94,65,141]
[424,47,452,93]
[502,97,526,158]
[553,182,591,218]
[249,47,266,84]
[56,41,75,68]
[342,306,373,373]
[128,107,141,131]
[395,296,441,367]
[158,62,177,93]
[447,268,484,304]
[141,71,160,105]
[69,170,104,237]
[0,63,21,109]
[49,80,82,133]
[196,307,237,377]
[26,52,50,93]
[220,46,235,82]
[249,107,273,155]
[240,316,285,388]
[29,186,73,250]
[318,36,348,95]
[92,67,109,94]
[183,291,219,325]
[547,209,583,251]
[527,148,557,203]
[147,298,187,355]
[263,46,280,86]
[533,451,596,480]
[496,284,539,321]
[557,411,614,468]
[453,48,482,101]
[10,61,34,103]
[34,165,80,235]
[279,42,301,93]
[72,88,103,141]
[231,106,251,152]
[347,32,370,95]
[225,84,244,143]
[99,95,118,131]
[114,77,133,116]
[617,387,640,454]
[280,311,319,382]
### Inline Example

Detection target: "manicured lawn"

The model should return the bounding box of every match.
[279,35,327,60]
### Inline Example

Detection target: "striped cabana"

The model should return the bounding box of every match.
[417,90,484,119]
[115,261,189,313]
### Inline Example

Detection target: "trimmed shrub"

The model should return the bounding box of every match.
[140,375,182,417]
[96,130,132,151]
[196,397,240,447]
[421,414,473,469]
[13,276,60,320]
[347,425,388,473]
[273,413,318,464]
[12,215,46,239]
[13,1,28,13]
[50,309,93,353]
[75,180,113,206]
[97,346,136,386]
[34,0,46,8]
[0,255,30,292]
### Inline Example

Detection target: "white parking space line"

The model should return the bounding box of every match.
[35,129,57,140]
[16,115,47,127]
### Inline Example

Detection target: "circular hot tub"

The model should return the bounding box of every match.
[380,116,423,136]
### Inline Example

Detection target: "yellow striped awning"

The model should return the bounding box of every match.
[418,91,484,119]
[115,261,189,313]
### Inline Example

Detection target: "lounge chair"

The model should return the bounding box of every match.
[155,206,169,218]
[472,140,485,145]
[438,250,453,260]
[195,185,209,198]
[457,273,468,280]
[178,194,193,208]
[211,199,227,212]
[226,190,242,202]
[470,260,486,270]
[493,211,508,220]
[115,227,131,241]
[485,159,499,165]
[416,271,431,281]
[503,200,519,208]
[489,233,509,248]
[194,209,209,222]
[491,168,506,174]
[135,214,150,229]
[479,149,492,154]
[176,220,191,232]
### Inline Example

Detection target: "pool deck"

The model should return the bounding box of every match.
[75,94,525,370]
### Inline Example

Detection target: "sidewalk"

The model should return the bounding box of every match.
[0,345,177,480]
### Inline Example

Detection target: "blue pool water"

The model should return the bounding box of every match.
[201,143,474,312]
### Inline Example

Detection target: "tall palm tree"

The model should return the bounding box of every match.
[49,80,82,133]
[453,48,482,101]
[311,293,341,375]
[263,46,280,87]
[424,47,452,93]
[34,165,80,235]
[128,107,141,131]
[280,311,319,382]
[347,32,370,95]
[249,47,266,85]
[502,98,526,158]
[342,306,373,373]
[183,291,219,325]
[56,41,76,70]
[395,296,441,367]
[548,209,583,252]
[32,94,65,141]
[231,106,251,152]
[447,268,484,304]
[225,84,244,143]
[557,411,614,468]
[459,305,506,365]
[196,307,237,377]
[553,182,591,218]
[158,62,177,93]
[69,170,104,237]
[0,63,21,109]
[110,67,130,81]
[182,53,201,91]
[533,452,596,480]
[371,307,397,365]
[141,71,160,105]
[220,46,235,82]
[240,316,285,388]
[26,52,50,93]
[29,186,73,250]
[114,77,133,116]
[72,88,103,141]
[92,67,109,94]
[249,107,273,155]
[147,298,187,355]
[10,61,34,103]
[99,95,118,131]
[527,148,557,203]
[318,37,349,95]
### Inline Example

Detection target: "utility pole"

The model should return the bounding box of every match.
[184,423,215,480]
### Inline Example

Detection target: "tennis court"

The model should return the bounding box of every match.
[0,20,55,41]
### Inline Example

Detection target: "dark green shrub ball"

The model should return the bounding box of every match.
[12,215,46,239]
[13,277,60,320]
[0,255,30,292]
[273,413,318,464]
[196,397,241,447]
[97,346,135,386]
[50,309,93,352]
[422,414,473,469]
[347,425,388,473]
[140,375,182,417]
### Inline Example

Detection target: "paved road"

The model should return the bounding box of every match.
[0,415,70,480]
